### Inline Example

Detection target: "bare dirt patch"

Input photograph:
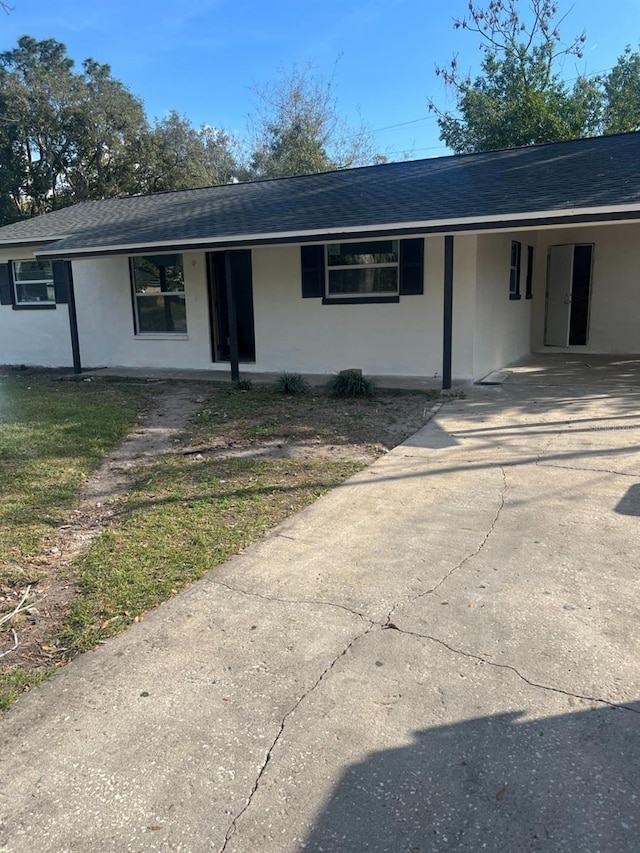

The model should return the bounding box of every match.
[0,383,206,679]
[1,381,444,698]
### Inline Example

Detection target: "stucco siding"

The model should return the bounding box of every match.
[67,235,477,379]
[1,231,534,380]
[0,244,73,367]
[473,233,534,380]
[251,236,457,378]
[532,223,640,354]
[451,235,477,380]
[74,254,213,370]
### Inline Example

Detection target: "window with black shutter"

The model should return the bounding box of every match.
[301,238,424,304]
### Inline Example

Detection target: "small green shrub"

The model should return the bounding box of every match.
[233,378,253,391]
[326,370,377,399]
[275,372,310,395]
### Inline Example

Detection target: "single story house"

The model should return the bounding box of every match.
[1,132,640,388]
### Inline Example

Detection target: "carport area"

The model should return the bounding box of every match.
[508,351,640,389]
[1,354,639,852]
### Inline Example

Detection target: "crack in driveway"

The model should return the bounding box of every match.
[385,465,508,626]
[386,625,640,715]
[207,578,372,625]
[218,610,638,850]
[537,462,638,477]
[218,623,375,853]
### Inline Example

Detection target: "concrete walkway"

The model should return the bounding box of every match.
[1,354,640,852]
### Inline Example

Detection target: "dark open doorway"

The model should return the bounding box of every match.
[545,243,593,347]
[569,244,592,346]
[207,250,256,363]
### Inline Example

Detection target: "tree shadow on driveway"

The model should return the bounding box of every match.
[302,702,640,852]
[615,484,640,517]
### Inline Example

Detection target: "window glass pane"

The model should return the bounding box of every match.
[328,267,398,295]
[328,241,398,266]
[133,256,184,294]
[12,260,53,282]
[137,294,187,333]
[15,282,56,303]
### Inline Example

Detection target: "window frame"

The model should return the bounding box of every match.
[129,254,188,336]
[324,240,401,304]
[509,240,522,300]
[12,259,56,308]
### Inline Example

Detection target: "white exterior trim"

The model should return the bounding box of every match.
[22,204,640,258]
[0,235,70,246]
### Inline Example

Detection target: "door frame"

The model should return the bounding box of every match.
[544,242,594,347]
[206,250,256,366]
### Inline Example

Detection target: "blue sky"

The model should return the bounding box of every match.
[2,0,639,160]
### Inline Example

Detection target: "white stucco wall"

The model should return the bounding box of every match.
[0,244,73,367]
[451,235,477,380]
[2,231,529,380]
[531,223,640,353]
[251,237,456,378]
[473,232,535,380]
[74,253,213,370]
[69,235,479,380]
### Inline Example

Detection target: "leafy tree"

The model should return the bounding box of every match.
[248,64,382,179]
[0,37,386,227]
[64,58,148,201]
[201,125,243,186]
[602,45,640,134]
[0,37,241,223]
[430,0,602,153]
[0,37,77,215]
[0,36,149,219]
[0,83,23,223]
[140,112,240,193]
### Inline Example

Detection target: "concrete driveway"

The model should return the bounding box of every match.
[1,354,639,852]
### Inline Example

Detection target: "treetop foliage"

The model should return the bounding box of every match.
[0,38,382,225]
[249,64,381,179]
[430,0,640,153]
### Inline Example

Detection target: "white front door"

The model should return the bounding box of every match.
[545,245,574,347]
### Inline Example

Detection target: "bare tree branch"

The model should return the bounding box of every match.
[429,0,599,153]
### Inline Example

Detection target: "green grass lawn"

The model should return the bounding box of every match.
[0,374,152,709]
[60,453,361,655]
[0,375,150,585]
[1,376,432,711]
[58,385,382,655]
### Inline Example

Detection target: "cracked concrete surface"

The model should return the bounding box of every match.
[1,353,640,852]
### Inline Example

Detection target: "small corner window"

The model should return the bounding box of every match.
[509,241,522,300]
[525,245,534,299]
[326,240,399,300]
[12,259,55,305]
[131,254,187,334]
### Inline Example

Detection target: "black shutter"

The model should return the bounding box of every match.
[399,238,424,295]
[52,259,70,304]
[301,245,325,298]
[0,262,14,305]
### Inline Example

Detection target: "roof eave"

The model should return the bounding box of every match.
[32,204,640,260]
[0,235,69,247]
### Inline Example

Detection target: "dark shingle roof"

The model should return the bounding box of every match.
[1,132,640,256]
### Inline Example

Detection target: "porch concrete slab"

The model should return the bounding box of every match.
[508,352,640,389]
[1,354,640,852]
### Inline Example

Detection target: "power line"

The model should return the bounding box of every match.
[386,144,449,157]
[369,63,620,142]
[371,114,437,134]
